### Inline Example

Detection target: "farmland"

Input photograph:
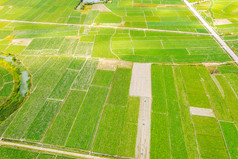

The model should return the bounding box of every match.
[0,0,238,158]
[151,64,238,159]
[0,22,232,63]
[193,0,238,54]
[0,66,14,104]
[0,56,139,158]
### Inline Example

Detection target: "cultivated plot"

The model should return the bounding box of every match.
[193,0,238,54]
[151,63,238,159]
[0,56,140,158]
[0,22,231,63]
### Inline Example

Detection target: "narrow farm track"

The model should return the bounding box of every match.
[184,0,238,64]
[0,19,210,36]
[0,140,107,159]
[129,63,152,159]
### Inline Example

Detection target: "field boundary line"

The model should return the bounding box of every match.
[0,140,107,159]
[0,19,211,35]
[110,30,121,60]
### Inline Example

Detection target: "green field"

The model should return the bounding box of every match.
[0,0,238,158]
[0,67,14,102]
[193,0,238,54]
[151,64,238,159]
[0,146,86,159]
[0,23,231,63]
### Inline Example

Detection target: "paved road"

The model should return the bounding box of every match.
[0,140,107,159]
[184,0,238,64]
[0,19,210,35]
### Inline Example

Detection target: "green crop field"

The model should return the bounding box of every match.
[151,64,238,159]
[0,146,87,159]
[0,0,238,158]
[0,67,14,104]
[193,0,238,54]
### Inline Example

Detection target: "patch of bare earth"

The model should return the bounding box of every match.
[129,63,151,98]
[135,97,151,159]
[190,107,215,117]
[129,63,151,159]
[97,59,132,71]
[214,19,232,25]
[12,39,32,46]
[91,4,111,12]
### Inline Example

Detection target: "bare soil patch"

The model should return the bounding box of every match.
[91,4,111,12]
[190,107,215,117]
[214,19,232,25]
[12,39,32,46]
[135,97,151,159]
[97,59,132,71]
[129,63,151,98]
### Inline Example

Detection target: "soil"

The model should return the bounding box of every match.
[190,107,215,117]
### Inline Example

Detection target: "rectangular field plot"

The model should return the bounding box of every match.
[151,64,238,159]
[23,100,62,141]
[0,146,78,159]
[49,70,78,100]
[220,121,238,159]
[91,69,115,87]
[71,59,98,91]
[0,0,79,23]
[192,116,229,158]
[0,146,38,158]
[43,90,86,146]
[107,68,132,106]
[65,86,109,150]
[92,67,139,157]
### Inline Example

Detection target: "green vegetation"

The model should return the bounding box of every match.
[66,86,109,150]
[0,54,30,124]
[193,116,229,158]
[0,146,38,158]
[151,64,238,159]
[151,65,187,159]
[71,59,98,90]
[220,121,238,159]
[0,0,238,158]
[49,70,78,100]
[23,100,62,141]
[43,90,86,146]
[91,69,115,87]
[194,0,238,54]
[107,68,132,106]
[0,146,84,159]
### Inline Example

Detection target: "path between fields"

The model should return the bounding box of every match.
[184,0,238,64]
[0,19,210,35]
[0,140,107,159]
[130,63,152,159]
